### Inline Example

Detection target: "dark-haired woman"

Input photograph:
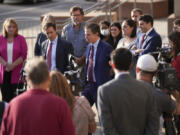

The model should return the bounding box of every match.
[116,19,137,77]
[107,22,122,49]
[116,19,137,49]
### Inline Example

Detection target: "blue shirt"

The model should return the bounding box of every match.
[47,36,58,71]
[61,22,88,57]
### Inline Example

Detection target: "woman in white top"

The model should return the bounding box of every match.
[117,19,137,77]
[0,18,27,102]
[117,19,137,49]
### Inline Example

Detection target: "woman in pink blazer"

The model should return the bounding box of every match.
[0,18,27,102]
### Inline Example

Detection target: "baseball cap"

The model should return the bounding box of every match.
[137,54,158,72]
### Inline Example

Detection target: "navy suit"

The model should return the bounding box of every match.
[41,34,73,73]
[136,28,162,56]
[82,40,113,106]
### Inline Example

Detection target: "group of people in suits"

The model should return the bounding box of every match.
[1,4,180,135]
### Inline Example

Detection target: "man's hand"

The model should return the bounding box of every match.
[5,63,15,72]
[135,49,144,55]
[131,45,137,50]
[75,56,85,66]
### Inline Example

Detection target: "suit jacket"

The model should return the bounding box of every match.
[136,28,162,56]
[85,40,113,86]
[1,89,75,135]
[98,74,159,135]
[0,35,27,84]
[41,34,73,73]
[34,32,47,56]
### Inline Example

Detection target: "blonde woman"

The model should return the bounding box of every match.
[0,18,27,102]
[49,71,96,135]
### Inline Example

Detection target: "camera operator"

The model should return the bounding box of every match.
[168,31,180,135]
[136,54,180,135]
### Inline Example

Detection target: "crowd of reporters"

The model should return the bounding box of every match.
[0,5,180,135]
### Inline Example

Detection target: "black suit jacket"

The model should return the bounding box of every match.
[41,34,73,73]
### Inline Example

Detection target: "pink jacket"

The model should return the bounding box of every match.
[0,34,27,84]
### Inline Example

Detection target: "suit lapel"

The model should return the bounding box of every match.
[142,29,155,49]
[95,40,102,70]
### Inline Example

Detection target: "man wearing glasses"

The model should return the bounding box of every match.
[62,6,88,66]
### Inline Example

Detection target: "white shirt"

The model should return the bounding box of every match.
[47,36,58,71]
[87,38,100,82]
[115,71,129,79]
[7,42,13,64]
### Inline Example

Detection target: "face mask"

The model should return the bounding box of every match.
[101,29,110,36]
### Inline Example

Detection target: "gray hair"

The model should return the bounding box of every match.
[42,14,56,32]
[24,57,49,85]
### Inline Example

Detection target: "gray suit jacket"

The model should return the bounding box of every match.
[97,74,159,135]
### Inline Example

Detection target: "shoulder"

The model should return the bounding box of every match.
[99,40,113,50]
[150,29,161,38]
[58,36,72,46]
[98,78,119,94]
[62,23,71,31]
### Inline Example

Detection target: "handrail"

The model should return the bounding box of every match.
[58,0,129,29]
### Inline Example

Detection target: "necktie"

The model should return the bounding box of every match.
[140,34,146,49]
[47,42,53,70]
[88,45,94,82]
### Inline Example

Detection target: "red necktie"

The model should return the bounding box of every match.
[47,42,53,70]
[88,45,94,82]
[140,34,146,49]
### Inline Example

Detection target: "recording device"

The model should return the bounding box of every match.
[151,45,179,135]
[64,54,85,96]
[152,45,180,93]
[16,65,27,96]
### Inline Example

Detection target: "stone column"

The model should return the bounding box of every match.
[174,0,180,16]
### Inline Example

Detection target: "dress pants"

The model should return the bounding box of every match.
[81,82,98,106]
[0,72,22,102]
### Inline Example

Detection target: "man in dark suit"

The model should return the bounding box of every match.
[82,23,113,106]
[98,48,159,135]
[41,23,73,73]
[134,14,162,57]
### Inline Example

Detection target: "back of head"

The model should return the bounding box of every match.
[137,54,158,72]
[24,57,49,85]
[111,48,132,71]
[49,71,74,113]
[139,14,153,26]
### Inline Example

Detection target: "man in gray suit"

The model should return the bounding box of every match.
[97,48,159,135]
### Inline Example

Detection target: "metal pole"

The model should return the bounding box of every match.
[150,0,153,17]
[134,0,137,8]
[118,4,122,22]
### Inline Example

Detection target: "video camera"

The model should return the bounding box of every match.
[16,67,27,96]
[152,44,180,93]
[64,54,85,95]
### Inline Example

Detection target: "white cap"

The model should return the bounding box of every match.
[137,54,158,72]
